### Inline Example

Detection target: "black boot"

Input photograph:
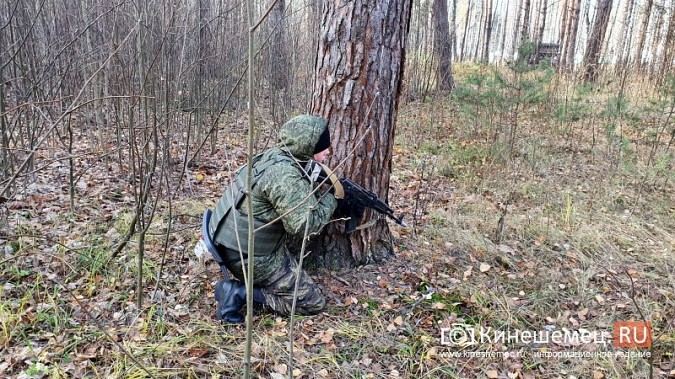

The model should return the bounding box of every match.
[215,279,246,323]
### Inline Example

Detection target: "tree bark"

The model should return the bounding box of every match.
[512,0,524,59]
[635,0,654,71]
[583,0,613,82]
[267,0,288,91]
[521,0,531,44]
[565,0,580,70]
[482,0,494,63]
[535,0,548,47]
[558,0,570,67]
[432,0,454,91]
[310,0,413,267]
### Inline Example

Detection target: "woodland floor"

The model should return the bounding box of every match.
[1,77,675,378]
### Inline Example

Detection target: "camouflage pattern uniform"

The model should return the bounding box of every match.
[210,115,337,315]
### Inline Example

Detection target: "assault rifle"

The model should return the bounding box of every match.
[339,178,407,233]
[306,161,407,233]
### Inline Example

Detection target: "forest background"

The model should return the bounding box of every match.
[1,0,674,378]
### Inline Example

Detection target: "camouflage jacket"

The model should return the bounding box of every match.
[211,115,337,281]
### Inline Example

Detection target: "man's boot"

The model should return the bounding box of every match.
[215,279,246,323]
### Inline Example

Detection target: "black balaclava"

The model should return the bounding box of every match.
[313,124,331,154]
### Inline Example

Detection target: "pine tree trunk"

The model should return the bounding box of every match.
[558,0,570,68]
[565,0,580,70]
[583,0,613,82]
[310,0,413,267]
[267,0,288,91]
[432,0,454,91]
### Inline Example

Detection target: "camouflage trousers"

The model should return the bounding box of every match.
[224,245,326,316]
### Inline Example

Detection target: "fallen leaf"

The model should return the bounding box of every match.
[432,302,447,310]
[463,266,473,280]
[320,329,335,344]
[273,364,287,374]
[393,316,403,325]
[187,347,209,358]
[317,369,329,377]
[593,371,604,379]
[497,244,515,254]
[479,263,491,272]
[387,323,397,332]
[595,294,605,304]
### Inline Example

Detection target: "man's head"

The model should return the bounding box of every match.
[278,115,331,162]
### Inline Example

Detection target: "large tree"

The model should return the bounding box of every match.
[310,0,413,267]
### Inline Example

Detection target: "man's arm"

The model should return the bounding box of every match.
[260,164,337,236]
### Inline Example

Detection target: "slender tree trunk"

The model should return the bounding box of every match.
[521,0,532,44]
[311,0,413,266]
[565,0,580,70]
[558,0,570,68]
[635,0,654,71]
[500,0,511,61]
[473,1,485,60]
[452,0,458,60]
[268,0,288,91]
[432,0,454,90]
[482,0,494,63]
[512,0,524,59]
[559,0,569,46]
[648,1,665,78]
[536,0,548,47]
[461,0,472,61]
[533,0,542,44]
[583,0,613,82]
[617,0,636,73]
[602,0,620,62]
